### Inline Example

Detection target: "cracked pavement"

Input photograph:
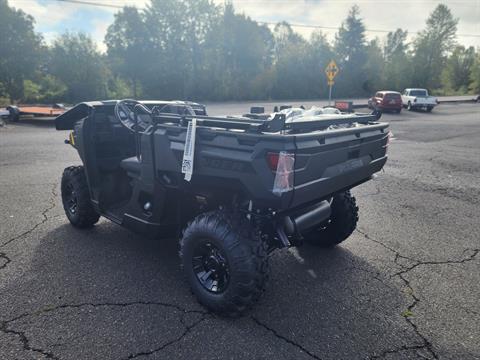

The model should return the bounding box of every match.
[0,103,479,359]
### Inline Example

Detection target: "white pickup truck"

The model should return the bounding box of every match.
[401,88,438,112]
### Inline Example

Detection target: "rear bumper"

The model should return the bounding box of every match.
[410,103,436,108]
[378,104,402,110]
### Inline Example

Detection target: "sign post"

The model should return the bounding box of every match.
[324,60,339,106]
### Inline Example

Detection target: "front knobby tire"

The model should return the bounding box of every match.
[180,210,269,316]
[303,191,359,248]
[61,166,100,228]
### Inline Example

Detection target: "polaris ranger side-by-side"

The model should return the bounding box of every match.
[56,100,389,316]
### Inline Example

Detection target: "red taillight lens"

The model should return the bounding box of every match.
[266,152,279,171]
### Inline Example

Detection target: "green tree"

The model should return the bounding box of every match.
[364,39,384,94]
[271,22,310,99]
[441,46,476,93]
[383,29,412,91]
[140,0,220,99]
[304,31,334,99]
[384,29,409,62]
[22,79,41,103]
[38,75,68,103]
[0,0,43,102]
[0,84,8,106]
[105,6,147,98]
[49,33,109,102]
[412,4,458,89]
[203,3,274,100]
[468,51,480,94]
[334,5,368,97]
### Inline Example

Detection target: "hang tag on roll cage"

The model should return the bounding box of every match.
[181,118,197,181]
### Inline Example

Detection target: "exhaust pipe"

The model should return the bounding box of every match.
[284,200,331,235]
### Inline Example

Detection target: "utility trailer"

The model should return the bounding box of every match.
[5,104,66,122]
[56,99,389,316]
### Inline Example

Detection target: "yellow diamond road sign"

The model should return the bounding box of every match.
[325,60,339,82]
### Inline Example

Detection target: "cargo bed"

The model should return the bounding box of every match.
[55,101,388,213]
[149,110,388,211]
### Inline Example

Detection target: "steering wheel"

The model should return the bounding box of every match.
[114,99,152,132]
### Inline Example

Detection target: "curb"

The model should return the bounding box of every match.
[437,99,478,105]
[352,98,477,110]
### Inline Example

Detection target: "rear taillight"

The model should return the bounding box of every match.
[266,152,279,171]
[270,152,295,195]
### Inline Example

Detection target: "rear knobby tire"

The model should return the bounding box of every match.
[180,210,269,316]
[303,191,359,248]
[61,166,100,228]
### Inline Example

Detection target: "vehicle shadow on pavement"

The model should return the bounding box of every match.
[0,221,426,360]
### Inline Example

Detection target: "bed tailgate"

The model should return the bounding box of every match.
[291,123,389,207]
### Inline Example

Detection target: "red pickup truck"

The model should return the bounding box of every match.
[368,91,402,113]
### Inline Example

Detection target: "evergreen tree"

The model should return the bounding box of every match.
[271,22,310,99]
[441,46,476,93]
[0,0,43,102]
[412,4,458,89]
[468,51,480,94]
[203,3,273,100]
[49,33,109,102]
[364,39,384,94]
[105,6,148,98]
[334,5,368,97]
[305,31,334,99]
[383,29,412,91]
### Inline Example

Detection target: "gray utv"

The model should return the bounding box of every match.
[56,99,389,316]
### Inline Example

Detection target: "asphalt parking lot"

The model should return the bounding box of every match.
[0,103,479,359]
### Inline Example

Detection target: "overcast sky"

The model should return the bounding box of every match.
[8,0,480,52]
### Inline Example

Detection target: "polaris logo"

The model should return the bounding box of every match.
[202,157,246,172]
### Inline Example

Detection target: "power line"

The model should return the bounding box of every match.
[257,21,480,38]
[20,0,480,38]
[55,0,123,8]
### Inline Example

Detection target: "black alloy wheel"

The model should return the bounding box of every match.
[192,241,230,293]
[61,166,100,228]
[64,183,78,215]
[180,210,269,316]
